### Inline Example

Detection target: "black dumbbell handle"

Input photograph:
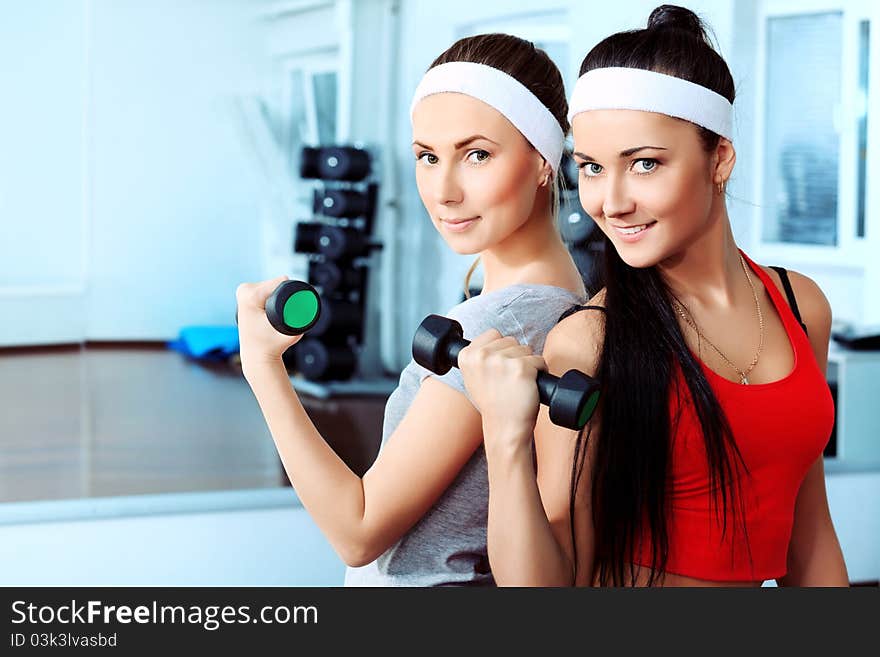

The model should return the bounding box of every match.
[446,336,560,408]
[414,314,599,430]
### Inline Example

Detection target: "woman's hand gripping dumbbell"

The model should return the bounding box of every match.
[412,315,600,431]
[235,277,321,370]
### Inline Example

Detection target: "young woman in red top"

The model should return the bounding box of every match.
[458,5,849,586]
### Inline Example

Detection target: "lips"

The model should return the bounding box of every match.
[610,220,657,242]
[440,216,480,233]
[611,220,656,232]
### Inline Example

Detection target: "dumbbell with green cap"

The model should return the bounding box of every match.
[412,314,601,431]
[236,280,322,336]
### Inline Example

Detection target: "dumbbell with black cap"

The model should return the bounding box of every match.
[412,314,601,430]
[314,188,371,218]
[293,338,358,381]
[316,225,383,260]
[293,222,324,254]
[308,260,365,295]
[309,298,364,340]
[236,280,322,336]
[300,146,370,182]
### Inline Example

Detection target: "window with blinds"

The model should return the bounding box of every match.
[762,12,843,246]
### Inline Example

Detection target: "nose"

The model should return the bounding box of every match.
[434,163,463,206]
[601,174,636,220]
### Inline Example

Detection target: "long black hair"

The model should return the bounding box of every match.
[570,5,752,586]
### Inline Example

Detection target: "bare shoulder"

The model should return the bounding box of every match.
[759,265,832,334]
[543,289,606,377]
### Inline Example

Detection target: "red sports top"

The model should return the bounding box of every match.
[634,251,834,581]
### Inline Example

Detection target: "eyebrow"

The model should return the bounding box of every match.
[412,134,500,150]
[573,145,668,161]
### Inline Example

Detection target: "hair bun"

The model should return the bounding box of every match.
[647,4,708,41]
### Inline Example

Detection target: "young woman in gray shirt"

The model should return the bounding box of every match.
[236,33,585,586]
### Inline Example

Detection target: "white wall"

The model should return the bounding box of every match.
[0,1,87,289]
[85,0,266,339]
[825,470,880,583]
[0,0,268,345]
[0,502,346,586]
[0,2,90,345]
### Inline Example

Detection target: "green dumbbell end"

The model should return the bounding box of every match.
[577,390,601,429]
[283,290,320,329]
[265,280,321,336]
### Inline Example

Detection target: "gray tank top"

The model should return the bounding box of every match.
[344,283,585,586]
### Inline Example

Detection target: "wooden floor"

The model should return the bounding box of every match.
[0,344,287,504]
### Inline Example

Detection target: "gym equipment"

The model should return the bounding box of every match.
[316,225,372,259]
[308,260,364,295]
[309,298,364,339]
[293,221,324,254]
[314,188,371,218]
[294,338,358,381]
[236,280,321,336]
[292,144,379,383]
[300,146,371,182]
[412,314,601,430]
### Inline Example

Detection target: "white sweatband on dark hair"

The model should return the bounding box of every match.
[567,67,733,141]
[410,61,565,171]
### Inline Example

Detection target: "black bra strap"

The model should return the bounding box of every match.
[557,304,606,323]
[769,266,808,336]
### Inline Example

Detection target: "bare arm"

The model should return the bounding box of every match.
[770,270,848,586]
[238,279,483,567]
[460,302,604,586]
[482,406,584,586]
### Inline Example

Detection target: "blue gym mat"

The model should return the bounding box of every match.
[168,326,240,361]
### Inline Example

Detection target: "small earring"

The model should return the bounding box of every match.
[717,180,726,194]
[541,173,550,188]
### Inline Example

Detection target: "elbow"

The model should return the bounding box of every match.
[327,500,390,567]
[336,538,384,568]
[339,548,373,569]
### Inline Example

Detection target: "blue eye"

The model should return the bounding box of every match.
[633,158,659,174]
[580,162,603,178]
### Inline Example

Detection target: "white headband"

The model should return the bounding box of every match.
[568,67,733,141]
[410,61,565,171]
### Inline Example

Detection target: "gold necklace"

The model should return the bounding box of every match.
[672,253,764,385]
